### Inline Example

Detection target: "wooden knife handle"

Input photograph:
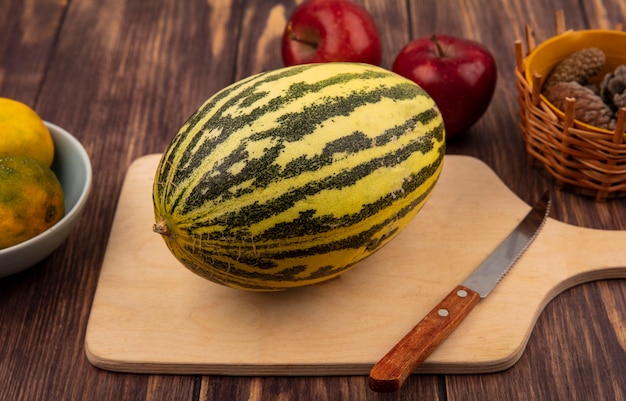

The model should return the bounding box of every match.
[368,284,481,392]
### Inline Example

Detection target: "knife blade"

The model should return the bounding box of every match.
[368,191,551,393]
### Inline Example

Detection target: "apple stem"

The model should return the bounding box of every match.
[287,21,318,49]
[430,34,445,58]
[290,35,319,48]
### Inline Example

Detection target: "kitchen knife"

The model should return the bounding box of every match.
[368,191,551,393]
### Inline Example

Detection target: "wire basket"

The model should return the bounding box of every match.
[515,11,626,201]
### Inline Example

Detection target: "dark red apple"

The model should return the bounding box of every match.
[281,0,382,66]
[392,34,497,139]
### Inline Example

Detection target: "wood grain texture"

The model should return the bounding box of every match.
[86,154,626,378]
[1,0,239,400]
[369,285,481,392]
[1,0,626,400]
[445,281,626,401]
[432,2,626,400]
[199,375,443,401]
[0,0,66,103]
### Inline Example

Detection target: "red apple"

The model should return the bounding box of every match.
[392,34,497,139]
[281,0,382,66]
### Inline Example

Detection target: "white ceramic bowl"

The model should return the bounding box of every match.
[0,122,92,278]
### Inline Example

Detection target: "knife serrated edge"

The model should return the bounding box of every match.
[461,191,551,298]
[368,191,551,393]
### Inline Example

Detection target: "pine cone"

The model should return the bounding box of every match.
[600,64,626,110]
[613,92,626,111]
[543,47,606,89]
[544,81,616,130]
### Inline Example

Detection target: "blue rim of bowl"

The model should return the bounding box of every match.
[0,122,92,255]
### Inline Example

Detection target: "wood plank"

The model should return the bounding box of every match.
[2,0,626,399]
[234,0,411,76]
[446,281,626,401]
[0,0,243,399]
[362,0,411,69]
[0,0,66,102]
[423,1,626,400]
[200,375,443,400]
[235,0,292,79]
[220,1,440,398]
[85,154,626,375]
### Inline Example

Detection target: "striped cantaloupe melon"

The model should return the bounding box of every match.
[153,62,445,291]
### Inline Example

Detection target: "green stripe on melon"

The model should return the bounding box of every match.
[153,62,445,291]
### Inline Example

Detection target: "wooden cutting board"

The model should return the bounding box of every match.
[85,154,626,375]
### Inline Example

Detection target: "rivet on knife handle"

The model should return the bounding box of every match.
[368,285,480,392]
[368,191,551,393]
